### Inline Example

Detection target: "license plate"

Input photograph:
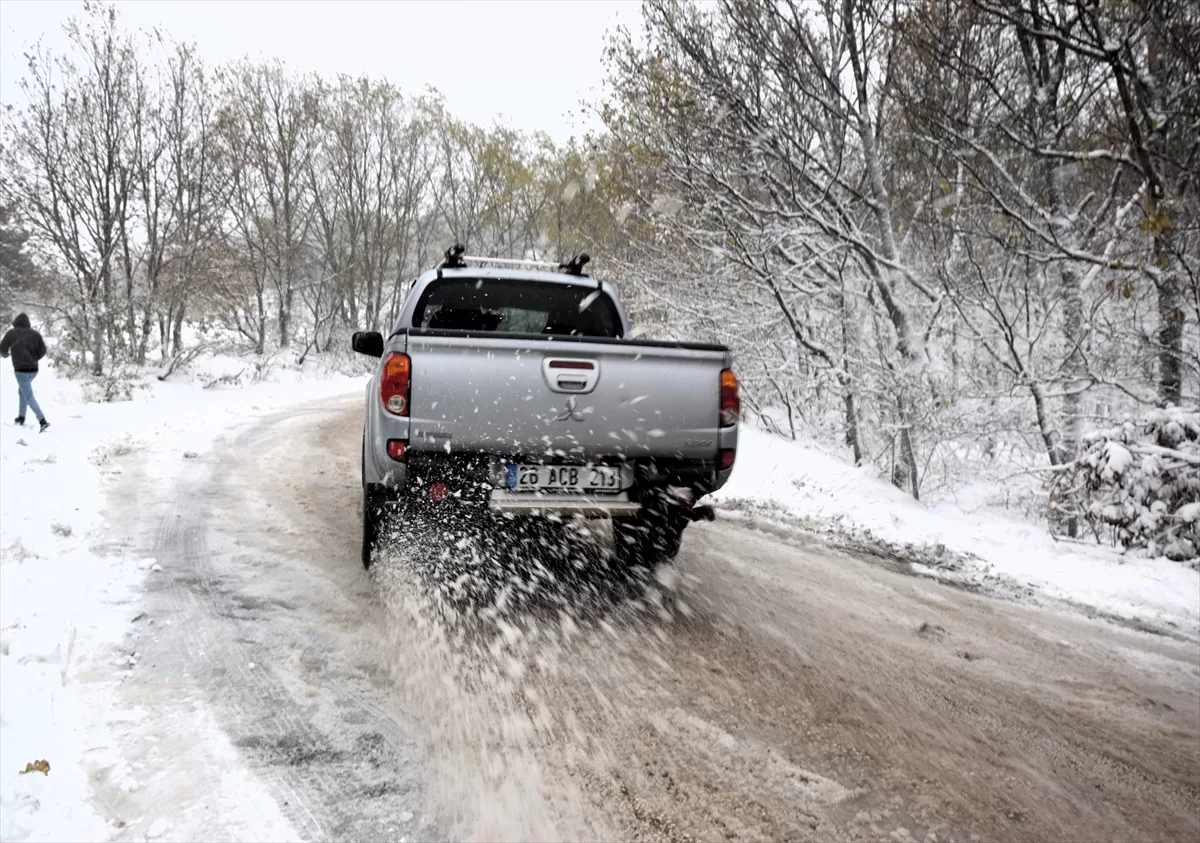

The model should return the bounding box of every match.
[507,464,622,493]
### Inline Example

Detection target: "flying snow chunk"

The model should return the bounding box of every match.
[578,290,601,312]
[562,180,581,201]
[655,564,681,591]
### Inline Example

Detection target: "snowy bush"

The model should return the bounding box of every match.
[1057,407,1200,563]
[81,366,144,404]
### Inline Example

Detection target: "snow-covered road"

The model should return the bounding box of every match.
[63,396,1200,842]
[89,403,431,841]
[3,378,1197,842]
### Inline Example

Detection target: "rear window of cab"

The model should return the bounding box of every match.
[411,278,622,338]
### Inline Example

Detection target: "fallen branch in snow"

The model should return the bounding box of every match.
[156,343,211,381]
[1023,461,1079,474]
[202,368,246,390]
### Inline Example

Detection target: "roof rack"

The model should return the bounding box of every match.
[558,253,591,276]
[438,243,467,269]
[436,244,592,277]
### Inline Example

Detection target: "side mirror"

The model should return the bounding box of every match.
[351,331,384,358]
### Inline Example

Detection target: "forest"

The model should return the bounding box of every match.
[1,0,1197,557]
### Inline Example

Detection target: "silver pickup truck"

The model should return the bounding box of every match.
[352,247,739,568]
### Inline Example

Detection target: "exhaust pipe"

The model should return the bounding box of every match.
[686,504,716,522]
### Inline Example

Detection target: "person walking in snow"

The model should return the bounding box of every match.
[0,313,49,432]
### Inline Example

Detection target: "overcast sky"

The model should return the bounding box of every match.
[0,0,638,143]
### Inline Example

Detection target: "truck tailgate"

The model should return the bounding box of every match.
[404,333,729,461]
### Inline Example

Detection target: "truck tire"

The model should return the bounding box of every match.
[613,505,686,570]
[362,484,386,569]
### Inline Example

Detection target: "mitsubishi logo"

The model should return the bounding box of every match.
[554,396,585,422]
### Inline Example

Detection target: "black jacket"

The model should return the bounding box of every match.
[0,314,47,373]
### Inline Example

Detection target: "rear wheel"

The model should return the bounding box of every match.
[362,484,388,569]
[613,503,687,570]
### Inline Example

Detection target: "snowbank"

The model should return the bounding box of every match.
[0,356,363,842]
[711,428,1200,639]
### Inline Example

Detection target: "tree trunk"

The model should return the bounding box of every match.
[951,322,960,396]
[843,389,863,466]
[172,304,185,357]
[1156,270,1184,407]
[91,309,105,376]
[279,289,292,348]
[1029,382,1060,467]
[123,250,136,362]
[1060,264,1085,537]
[900,422,919,501]
[137,300,154,364]
[158,314,169,362]
[837,280,864,465]
[1060,264,1085,460]
[256,287,266,355]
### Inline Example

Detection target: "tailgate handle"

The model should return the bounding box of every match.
[543,357,600,394]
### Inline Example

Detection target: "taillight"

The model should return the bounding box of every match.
[720,368,740,427]
[718,449,736,471]
[381,352,411,416]
[386,439,407,461]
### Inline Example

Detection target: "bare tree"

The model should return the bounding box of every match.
[219,60,318,349]
[2,4,140,373]
[154,43,223,361]
[601,0,933,492]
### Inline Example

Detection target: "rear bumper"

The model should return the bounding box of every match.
[487,490,641,517]
[366,445,733,512]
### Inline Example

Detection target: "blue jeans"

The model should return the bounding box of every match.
[15,371,44,422]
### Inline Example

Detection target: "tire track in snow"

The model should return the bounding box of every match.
[100,407,435,842]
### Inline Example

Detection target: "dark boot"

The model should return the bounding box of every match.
[38,419,50,433]
[13,416,24,426]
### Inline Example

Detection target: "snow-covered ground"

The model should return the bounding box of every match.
[712,428,1200,639]
[0,357,364,842]
[2,355,1196,841]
